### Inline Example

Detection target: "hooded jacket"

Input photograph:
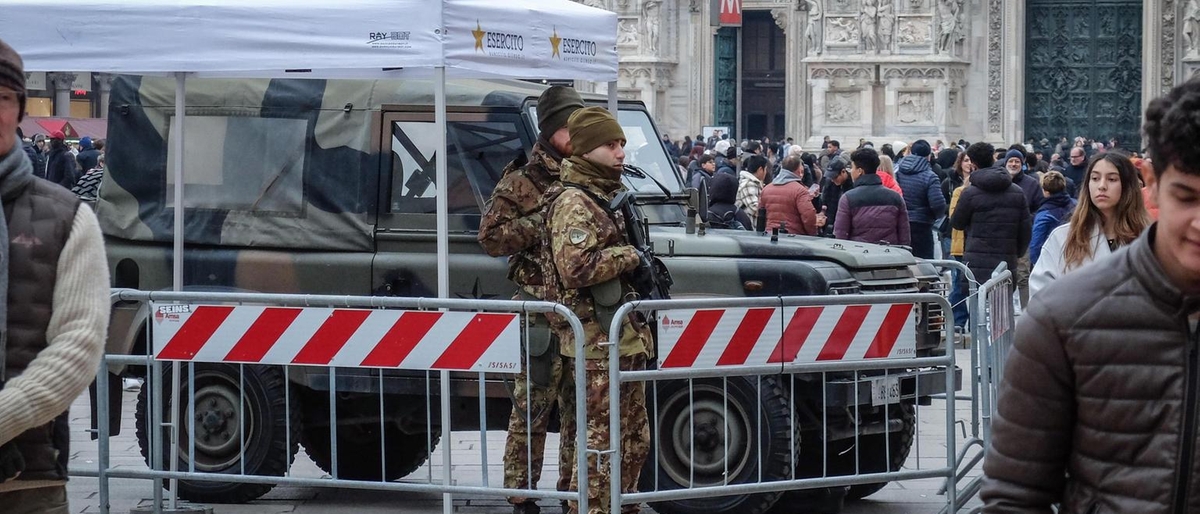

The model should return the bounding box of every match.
[707,172,753,230]
[75,137,100,174]
[761,169,818,235]
[895,155,947,225]
[45,143,78,190]
[1028,192,1076,266]
[833,173,910,245]
[950,166,1032,281]
[982,227,1200,513]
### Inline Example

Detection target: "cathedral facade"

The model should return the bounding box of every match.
[576,0,1196,149]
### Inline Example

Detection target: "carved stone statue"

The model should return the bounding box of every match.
[878,0,895,51]
[806,0,824,55]
[1186,0,1200,57]
[618,19,639,46]
[936,0,964,54]
[643,0,661,54]
[861,0,880,53]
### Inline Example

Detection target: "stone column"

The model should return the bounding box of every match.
[779,6,807,142]
[95,73,117,119]
[47,72,77,118]
[1002,0,1024,144]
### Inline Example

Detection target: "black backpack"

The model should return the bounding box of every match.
[707,208,742,230]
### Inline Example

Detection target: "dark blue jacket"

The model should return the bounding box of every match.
[895,155,946,225]
[1012,171,1043,214]
[1029,192,1077,265]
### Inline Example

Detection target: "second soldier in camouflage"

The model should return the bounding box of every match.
[542,107,653,514]
[478,86,584,514]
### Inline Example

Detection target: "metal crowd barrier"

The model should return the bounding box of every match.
[604,293,958,514]
[924,262,1015,513]
[74,289,592,514]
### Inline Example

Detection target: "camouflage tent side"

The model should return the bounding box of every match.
[98,76,577,251]
[100,75,381,251]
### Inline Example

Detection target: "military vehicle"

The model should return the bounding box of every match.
[98,75,954,514]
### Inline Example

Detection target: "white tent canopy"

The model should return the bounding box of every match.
[7,0,619,298]
[7,0,618,81]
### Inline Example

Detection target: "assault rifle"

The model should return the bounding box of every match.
[613,164,673,301]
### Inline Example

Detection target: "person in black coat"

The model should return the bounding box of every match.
[706,172,753,230]
[44,132,79,189]
[951,143,1033,282]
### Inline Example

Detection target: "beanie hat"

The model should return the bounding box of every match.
[892,140,907,151]
[49,130,65,140]
[0,38,26,121]
[536,85,585,138]
[568,106,625,157]
[910,139,931,157]
[80,136,93,150]
[1003,149,1025,163]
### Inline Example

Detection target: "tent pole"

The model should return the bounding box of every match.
[169,71,187,511]
[434,65,453,514]
[607,80,618,114]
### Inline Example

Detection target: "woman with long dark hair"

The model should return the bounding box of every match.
[1029,152,1149,298]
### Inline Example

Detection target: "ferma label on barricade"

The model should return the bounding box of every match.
[149,303,522,374]
[656,304,918,369]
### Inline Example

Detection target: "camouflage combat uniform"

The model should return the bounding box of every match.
[542,156,652,514]
[478,142,575,505]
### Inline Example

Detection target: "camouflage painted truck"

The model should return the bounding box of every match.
[97,76,955,514]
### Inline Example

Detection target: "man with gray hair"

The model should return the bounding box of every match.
[0,38,110,513]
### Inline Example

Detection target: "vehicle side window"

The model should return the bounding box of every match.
[165,115,307,214]
[389,115,528,216]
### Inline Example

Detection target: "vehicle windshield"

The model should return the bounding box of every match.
[528,106,683,196]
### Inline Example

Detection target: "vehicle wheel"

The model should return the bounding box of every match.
[300,419,440,481]
[795,403,915,502]
[639,376,796,514]
[134,363,300,504]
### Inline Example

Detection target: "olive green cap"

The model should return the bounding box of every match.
[568,106,625,157]
[536,85,585,138]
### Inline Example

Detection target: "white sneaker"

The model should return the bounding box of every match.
[123,378,143,391]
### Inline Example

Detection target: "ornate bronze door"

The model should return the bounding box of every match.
[1025,0,1142,148]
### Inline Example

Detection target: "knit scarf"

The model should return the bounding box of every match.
[0,139,32,379]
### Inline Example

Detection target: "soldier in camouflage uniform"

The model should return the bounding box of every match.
[542,107,653,514]
[479,86,584,514]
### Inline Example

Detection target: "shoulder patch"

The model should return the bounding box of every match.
[568,227,588,246]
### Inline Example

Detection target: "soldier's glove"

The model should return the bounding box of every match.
[627,248,657,299]
[0,441,24,483]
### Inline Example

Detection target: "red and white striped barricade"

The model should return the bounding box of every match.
[656,303,918,369]
[150,304,522,373]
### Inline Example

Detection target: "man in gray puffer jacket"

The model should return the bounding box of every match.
[981,79,1200,513]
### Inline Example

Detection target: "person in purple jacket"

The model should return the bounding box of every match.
[834,147,911,246]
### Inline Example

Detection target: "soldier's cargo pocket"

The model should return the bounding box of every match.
[590,278,623,338]
[526,315,557,388]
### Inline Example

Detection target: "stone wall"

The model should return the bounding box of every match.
[578,0,1184,147]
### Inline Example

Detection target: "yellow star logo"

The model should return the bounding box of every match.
[550,27,562,58]
[472,21,485,52]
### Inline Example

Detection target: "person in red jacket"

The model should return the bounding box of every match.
[761,155,825,234]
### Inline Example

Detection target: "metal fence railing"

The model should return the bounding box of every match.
[75,289,591,514]
[604,293,959,514]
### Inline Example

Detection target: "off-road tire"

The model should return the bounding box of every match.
[301,422,440,481]
[639,376,797,514]
[794,402,916,502]
[134,363,300,504]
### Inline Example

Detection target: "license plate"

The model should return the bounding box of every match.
[871,376,901,406]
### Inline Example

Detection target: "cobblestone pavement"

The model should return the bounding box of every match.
[66,351,984,513]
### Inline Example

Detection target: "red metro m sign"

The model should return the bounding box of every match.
[718,0,742,26]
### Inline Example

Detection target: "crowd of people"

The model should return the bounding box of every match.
[15,127,106,200]
[664,129,1159,334]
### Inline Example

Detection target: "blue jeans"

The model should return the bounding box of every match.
[949,257,970,329]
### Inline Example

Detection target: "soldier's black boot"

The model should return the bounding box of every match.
[512,500,540,514]
[560,500,569,514]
